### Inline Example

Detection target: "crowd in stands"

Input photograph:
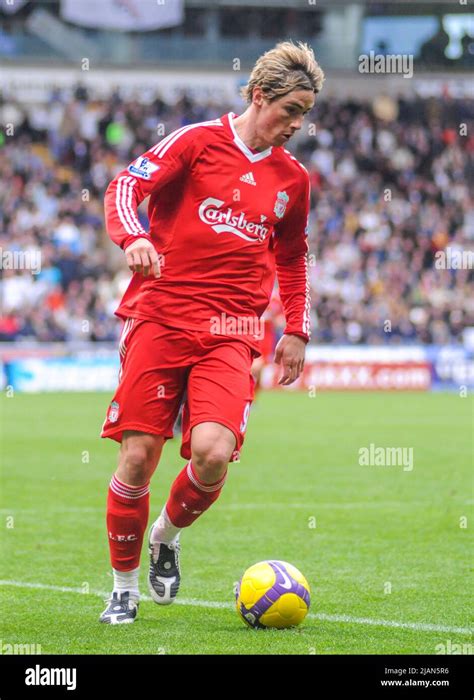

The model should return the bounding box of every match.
[0,87,472,345]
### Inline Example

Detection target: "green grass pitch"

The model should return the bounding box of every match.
[0,391,472,654]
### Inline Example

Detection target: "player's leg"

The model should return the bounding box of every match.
[100,319,188,623]
[167,420,235,525]
[102,431,164,622]
[150,421,235,543]
[148,339,255,605]
[147,421,235,606]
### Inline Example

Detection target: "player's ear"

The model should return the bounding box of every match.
[252,86,264,108]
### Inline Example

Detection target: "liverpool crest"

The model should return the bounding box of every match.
[108,401,119,423]
[273,191,289,219]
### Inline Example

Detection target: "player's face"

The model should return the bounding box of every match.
[255,89,315,148]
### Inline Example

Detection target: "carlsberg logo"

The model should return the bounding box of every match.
[199,197,269,243]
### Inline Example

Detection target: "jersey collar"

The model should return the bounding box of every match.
[227,112,273,163]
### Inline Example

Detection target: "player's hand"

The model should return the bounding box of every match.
[274,334,306,386]
[125,238,161,278]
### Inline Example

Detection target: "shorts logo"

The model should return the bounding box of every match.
[273,191,289,219]
[128,156,160,180]
[108,401,119,423]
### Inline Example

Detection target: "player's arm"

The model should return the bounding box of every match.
[272,171,311,385]
[104,129,195,277]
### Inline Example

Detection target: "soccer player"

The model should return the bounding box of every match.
[99,41,324,623]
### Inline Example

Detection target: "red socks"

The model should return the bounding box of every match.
[106,475,150,571]
[107,462,227,571]
[165,461,227,527]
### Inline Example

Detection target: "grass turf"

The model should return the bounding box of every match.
[0,391,472,654]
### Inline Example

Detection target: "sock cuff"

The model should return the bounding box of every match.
[186,461,227,493]
[110,474,150,500]
[112,566,140,575]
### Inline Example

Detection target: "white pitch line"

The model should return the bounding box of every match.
[0,501,457,514]
[313,612,473,635]
[222,502,434,509]
[0,580,471,636]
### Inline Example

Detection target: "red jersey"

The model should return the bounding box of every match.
[104,111,311,352]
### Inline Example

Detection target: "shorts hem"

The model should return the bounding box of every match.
[101,422,174,443]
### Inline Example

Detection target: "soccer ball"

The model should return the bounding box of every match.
[235,560,310,629]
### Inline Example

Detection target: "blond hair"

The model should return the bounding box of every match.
[240,40,325,104]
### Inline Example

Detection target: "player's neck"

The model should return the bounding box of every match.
[232,111,271,153]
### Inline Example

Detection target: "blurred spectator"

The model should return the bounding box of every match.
[0,90,472,344]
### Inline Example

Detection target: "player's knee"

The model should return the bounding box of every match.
[120,434,161,482]
[192,444,231,482]
[191,423,235,482]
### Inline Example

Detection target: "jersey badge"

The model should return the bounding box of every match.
[128,157,160,180]
[274,191,289,219]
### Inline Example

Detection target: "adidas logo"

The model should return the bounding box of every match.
[240,171,257,186]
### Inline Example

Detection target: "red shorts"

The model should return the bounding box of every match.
[101,319,257,463]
